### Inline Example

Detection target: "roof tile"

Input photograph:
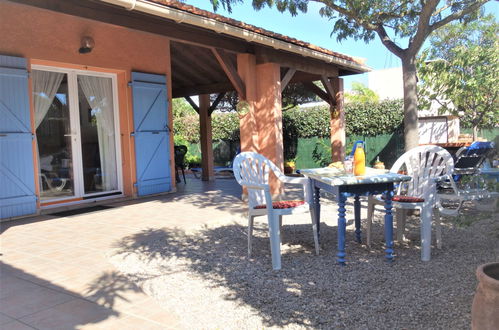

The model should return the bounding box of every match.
[148,0,363,65]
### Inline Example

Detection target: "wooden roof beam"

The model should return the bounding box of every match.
[281,68,296,92]
[208,92,226,115]
[211,48,246,100]
[173,82,234,98]
[184,96,200,114]
[256,46,339,77]
[302,82,331,104]
[320,75,337,107]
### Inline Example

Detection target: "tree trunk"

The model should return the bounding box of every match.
[401,56,419,151]
[473,125,478,141]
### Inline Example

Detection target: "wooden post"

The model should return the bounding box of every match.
[255,62,284,197]
[199,94,215,181]
[237,55,284,197]
[330,77,345,162]
[236,53,258,153]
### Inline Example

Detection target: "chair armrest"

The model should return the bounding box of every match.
[276,174,308,185]
[239,181,270,191]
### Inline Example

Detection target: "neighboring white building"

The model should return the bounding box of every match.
[367,67,404,100]
[367,66,460,143]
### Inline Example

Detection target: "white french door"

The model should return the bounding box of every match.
[32,65,122,202]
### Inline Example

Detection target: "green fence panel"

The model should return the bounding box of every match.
[186,140,239,167]
[183,128,498,170]
[294,133,405,170]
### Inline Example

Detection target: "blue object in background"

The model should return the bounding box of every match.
[0,55,36,219]
[131,72,172,196]
[349,140,366,157]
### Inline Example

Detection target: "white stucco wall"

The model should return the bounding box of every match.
[367,67,404,100]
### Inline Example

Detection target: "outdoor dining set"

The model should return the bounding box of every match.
[232,142,498,270]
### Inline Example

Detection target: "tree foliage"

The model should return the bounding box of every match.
[345,82,379,103]
[417,14,499,138]
[209,0,490,150]
[172,98,197,117]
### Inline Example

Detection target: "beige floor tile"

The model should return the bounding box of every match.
[107,315,169,330]
[0,275,45,299]
[0,312,16,325]
[0,177,243,329]
[0,283,75,318]
[2,320,35,330]
[19,298,117,330]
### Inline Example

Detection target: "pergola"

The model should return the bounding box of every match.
[14,0,369,195]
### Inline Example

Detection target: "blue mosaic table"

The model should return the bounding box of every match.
[300,167,412,264]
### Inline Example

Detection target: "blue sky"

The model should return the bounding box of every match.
[186,0,498,90]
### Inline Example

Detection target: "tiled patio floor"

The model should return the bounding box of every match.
[0,176,244,329]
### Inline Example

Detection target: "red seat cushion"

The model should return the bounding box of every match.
[382,195,424,203]
[254,200,305,209]
[392,195,424,203]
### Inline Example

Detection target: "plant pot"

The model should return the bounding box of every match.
[472,262,499,330]
[284,166,295,174]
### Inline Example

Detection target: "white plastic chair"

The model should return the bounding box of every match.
[366,145,455,261]
[233,152,320,270]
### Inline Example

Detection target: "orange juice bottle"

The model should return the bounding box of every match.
[353,142,366,176]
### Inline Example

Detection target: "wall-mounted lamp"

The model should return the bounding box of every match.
[79,36,95,54]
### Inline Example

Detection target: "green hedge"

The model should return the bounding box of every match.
[173,100,497,167]
[174,99,405,143]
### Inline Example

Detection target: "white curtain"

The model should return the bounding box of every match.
[32,70,64,129]
[33,70,65,193]
[78,75,117,191]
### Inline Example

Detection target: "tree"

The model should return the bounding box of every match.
[211,0,490,150]
[417,15,499,139]
[345,82,379,103]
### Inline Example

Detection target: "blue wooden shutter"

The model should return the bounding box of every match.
[131,72,172,196]
[0,55,36,219]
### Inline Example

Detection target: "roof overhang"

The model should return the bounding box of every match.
[99,0,370,75]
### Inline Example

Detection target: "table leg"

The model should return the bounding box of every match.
[337,192,348,264]
[383,189,395,262]
[354,195,361,243]
[314,186,321,242]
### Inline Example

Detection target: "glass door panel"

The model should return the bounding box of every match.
[34,72,76,200]
[77,75,118,194]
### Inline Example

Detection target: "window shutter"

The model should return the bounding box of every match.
[131,72,172,196]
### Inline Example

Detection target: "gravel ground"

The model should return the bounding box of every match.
[108,198,499,329]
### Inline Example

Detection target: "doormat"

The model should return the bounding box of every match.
[50,205,114,217]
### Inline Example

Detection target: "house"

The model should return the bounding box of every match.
[0,0,368,220]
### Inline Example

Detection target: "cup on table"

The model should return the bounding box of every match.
[343,156,353,175]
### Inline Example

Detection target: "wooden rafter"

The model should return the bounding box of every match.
[256,47,342,76]
[211,48,246,100]
[184,96,200,114]
[171,42,227,81]
[208,92,226,115]
[173,82,234,98]
[302,82,331,104]
[280,68,296,92]
[320,75,337,106]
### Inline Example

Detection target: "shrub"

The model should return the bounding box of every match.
[173,99,404,143]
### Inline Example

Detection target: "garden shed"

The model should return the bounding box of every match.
[0,0,368,219]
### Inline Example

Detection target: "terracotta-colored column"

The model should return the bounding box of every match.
[199,94,215,181]
[330,77,345,162]
[255,62,284,197]
[236,53,258,152]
